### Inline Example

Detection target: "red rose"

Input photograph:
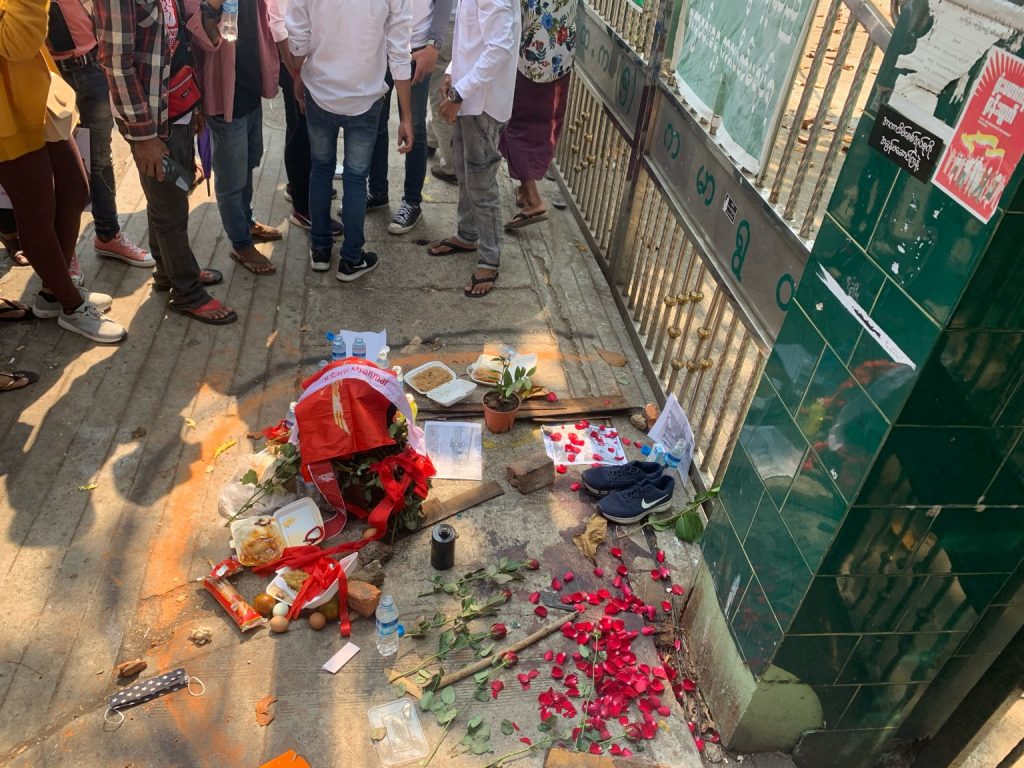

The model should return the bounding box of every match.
[490,622,508,640]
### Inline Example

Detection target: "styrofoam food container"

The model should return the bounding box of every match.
[266,552,358,608]
[426,378,476,406]
[229,497,325,566]
[467,352,538,385]
[404,361,458,395]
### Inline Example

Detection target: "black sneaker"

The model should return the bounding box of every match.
[310,246,332,272]
[388,201,422,235]
[597,475,676,525]
[581,461,664,497]
[291,211,343,240]
[338,196,388,218]
[337,251,379,282]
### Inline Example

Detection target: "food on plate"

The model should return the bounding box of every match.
[410,366,453,392]
[283,569,309,591]
[239,517,284,565]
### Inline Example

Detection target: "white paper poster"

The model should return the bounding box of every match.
[424,421,483,481]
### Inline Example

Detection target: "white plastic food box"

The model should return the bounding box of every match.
[405,361,476,406]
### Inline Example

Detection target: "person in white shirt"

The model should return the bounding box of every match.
[427,0,521,298]
[367,0,455,236]
[266,0,342,236]
[286,0,414,281]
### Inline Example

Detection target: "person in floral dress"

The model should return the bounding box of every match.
[499,0,575,229]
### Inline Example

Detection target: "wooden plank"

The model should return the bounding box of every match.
[418,395,633,419]
[544,746,666,767]
[397,480,505,539]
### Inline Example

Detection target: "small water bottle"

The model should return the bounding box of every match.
[352,337,367,358]
[651,442,667,465]
[219,0,239,41]
[284,401,297,430]
[328,331,346,361]
[376,346,390,370]
[375,595,400,657]
[664,437,688,469]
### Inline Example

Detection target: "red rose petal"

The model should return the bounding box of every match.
[491,680,504,699]
[661,600,672,612]
[551,432,562,441]
[610,547,623,558]
[551,666,564,679]
[682,678,697,692]
[570,481,582,492]
[708,730,721,743]
[622,438,632,445]
[670,583,685,595]
[544,649,554,662]
[564,570,575,583]
[546,392,558,402]
[518,673,531,688]
[656,549,665,564]
[617,565,629,576]
[535,605,548,618]
[694,737,705,752]
[551,577,562,591]
[650,568,662,581]
[593,567,604,577]
[520,736,532,745]
[641,626,656,635]
[528,669,540,679]
[556,652,567,664]
[529,591,540,604]
[556,464,567,474]
[568,454,576,462]
[589,743,603,755]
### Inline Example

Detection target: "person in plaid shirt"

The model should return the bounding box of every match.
[94,0,238,324]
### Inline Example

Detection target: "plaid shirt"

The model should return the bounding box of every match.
[94,0,171,140]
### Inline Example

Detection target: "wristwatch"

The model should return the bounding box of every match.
[200,0,222,19]
[447,87,463,104]
[425,38,441,50]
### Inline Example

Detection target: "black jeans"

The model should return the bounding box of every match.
[137,120,209,309]
[279,63,312,216]
[60,56,120,240]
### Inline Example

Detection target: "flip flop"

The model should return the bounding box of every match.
[153,268,225,292]
[0,298,33,322]
[464,271,499,298]
[428,238,478,257]
[504,211,548,230]
[231,248,276,275]
[169,297,238,325]
[0,370,39,392]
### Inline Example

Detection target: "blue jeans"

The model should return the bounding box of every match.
[306,90,382,262]
[369,64,431,206]
[61,58,119,240]
[208,105,264,250]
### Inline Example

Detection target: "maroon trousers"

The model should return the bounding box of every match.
[499,72,571,182]
[0,140,88,311]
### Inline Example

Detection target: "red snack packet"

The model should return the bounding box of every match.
[204,558,265,632]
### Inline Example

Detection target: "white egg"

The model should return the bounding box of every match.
[272,602,289,617]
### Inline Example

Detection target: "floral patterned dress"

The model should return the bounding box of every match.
[518,0,576,84]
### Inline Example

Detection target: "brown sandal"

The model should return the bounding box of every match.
[250,221,283,242]
[0,370,38,392]
[169,297,238,325]
[231,247,276,275]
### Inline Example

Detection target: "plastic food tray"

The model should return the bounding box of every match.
[266,552,358,609]
[404,361,457,395]
[367,699,429,766]
[426,378,476,407]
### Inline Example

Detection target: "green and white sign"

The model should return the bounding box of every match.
[675,0,816,172]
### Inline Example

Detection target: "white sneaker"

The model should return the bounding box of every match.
[57,302,127,344]
[35,289,112,319]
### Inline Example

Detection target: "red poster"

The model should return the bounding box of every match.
[934,48,1024,223]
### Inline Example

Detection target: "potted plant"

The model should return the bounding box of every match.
[482,357,535,434]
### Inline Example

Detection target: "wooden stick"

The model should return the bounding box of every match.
[436,614,574,689]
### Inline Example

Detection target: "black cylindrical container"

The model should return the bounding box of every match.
[430,524,457,571]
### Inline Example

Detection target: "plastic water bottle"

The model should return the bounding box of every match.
[376,346,390,370]
[328,331,346,361]
[352,337,367,358]
[664,436,688,469]
[219,0,239,41]
[651,442,667,465]
[375,595,400,657]
[284,402,297,430]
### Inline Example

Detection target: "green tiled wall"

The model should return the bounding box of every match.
[700,2,1024,764]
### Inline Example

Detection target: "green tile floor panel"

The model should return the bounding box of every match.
[729,575,784,679]
[740,378,809,510]
[896,651,1000,740]
[827,117,899,251]
[774,634,860,686]
[763,302,826,418]
[779,450,847,571]
[743,492,813,627]
[983,430,1024,505]
[950,212,1024,331]
[908,507,1024,575]
[715,443,765,541]
[820,506,933,576]
[700,510,753,625]
[900,330,1024,427]
[857,426,1021,507]
[954,602,1024,656]
[836,631,964,685]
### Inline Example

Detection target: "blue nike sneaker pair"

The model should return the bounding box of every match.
[581,461,675,524]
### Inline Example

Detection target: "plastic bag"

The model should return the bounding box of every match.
[217,481,299,520]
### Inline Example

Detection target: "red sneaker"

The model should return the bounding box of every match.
[95,233,155,267]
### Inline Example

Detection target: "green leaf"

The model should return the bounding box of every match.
[443,583,458,594]
[240,469,258,485]
[438,708,458,725]
[471,742,491,755]
[430,700,445,714]
[477,724,491,740]
[476,642,495,658]
[440,686,456,705]
[474,687,490,702]
[675,509,705,542]
[579,645,590,658]
[468,714,483,731]
[461,734,475,747]
[432,612,446,626]
[485,564,498,577]
[498,556,509,570]
[538,721,551,733]
[500,719,514,736]
[420,691,434,711]
[474,669,492,684]
[491,573,513,585]
[392,683,406,698]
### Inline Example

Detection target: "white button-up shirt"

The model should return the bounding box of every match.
[448,0,521,123]
[286,0,413,116]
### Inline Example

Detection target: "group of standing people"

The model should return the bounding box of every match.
[0,0,575,391]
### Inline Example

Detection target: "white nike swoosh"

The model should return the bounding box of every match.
[640,496,669,510]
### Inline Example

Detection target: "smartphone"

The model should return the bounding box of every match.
[161,155,191,192]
